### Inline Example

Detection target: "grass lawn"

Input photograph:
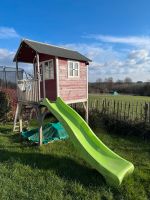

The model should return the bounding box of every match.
[89,93,150,103]
[0,124,150,200]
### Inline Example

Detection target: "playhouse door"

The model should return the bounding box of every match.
[40,60,54,99]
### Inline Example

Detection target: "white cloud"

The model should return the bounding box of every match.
[0,27,20,39]
[61,42,122,63]
[128,49,150,60]
[1,36,150,82]
[0,48,15,66]
[61,42,150,82]
[86,34,150,48]
[0,48,34,75]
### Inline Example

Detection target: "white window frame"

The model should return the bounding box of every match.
[68,60,80,78]
[42,59,54,80]
[35,59,54,81]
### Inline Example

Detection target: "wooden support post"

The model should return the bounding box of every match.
[37,106,43,146]
[36,53,41,101]
[85,101,88,123]
[39,122,43,146]
[43,65,46,98]
[19,115,22,132]
[13,103,19,132]
[86,61,89,124]
[83,101,88,123]
[55,57,59,97]
[16,61,19,79]
[18,102,23,133]
[16,61,19,100]
[13,102,23,133]
[38,106,48,146]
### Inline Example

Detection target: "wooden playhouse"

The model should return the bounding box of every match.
[13,39,91,142]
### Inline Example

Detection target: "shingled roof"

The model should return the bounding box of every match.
[13,39,92,63]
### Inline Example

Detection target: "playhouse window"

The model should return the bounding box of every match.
[43,60,54,80]
[68,61,79,77]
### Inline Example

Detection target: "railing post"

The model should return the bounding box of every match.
[16,61,19,101]
[36,53,41,101]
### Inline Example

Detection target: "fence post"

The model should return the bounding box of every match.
[127,102,130,121]
[102,99,105,114]
[116,101,119,118]
[135,102,138,121]
[120,101,122,120]
[131,102,134,123]
[144,102,148,123]
[124,102,127,120]
[149,103,150,123]
[88,98,149,126]
[4,67,7,88]
[140,102,143,121]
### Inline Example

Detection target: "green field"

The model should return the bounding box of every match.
[0,124,150,200]
[89,93,150,103]
[88,94,150,122]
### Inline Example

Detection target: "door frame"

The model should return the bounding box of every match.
[37,59,54,99]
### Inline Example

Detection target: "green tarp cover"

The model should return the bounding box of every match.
[21,122,68,144]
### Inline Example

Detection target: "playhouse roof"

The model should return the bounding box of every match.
[13,39,92,63]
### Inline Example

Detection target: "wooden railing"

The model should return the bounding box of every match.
[17,79,39,102]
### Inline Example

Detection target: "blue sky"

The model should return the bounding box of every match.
[0,0,150,82]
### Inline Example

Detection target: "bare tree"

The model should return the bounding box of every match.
[105,77,113,83]
[116,79,123,84]
[96,78,103,92]
[96,78,103,82]
[124,77,132,84]
[105,77,113,91]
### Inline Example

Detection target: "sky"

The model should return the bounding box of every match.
[0,0,150,82]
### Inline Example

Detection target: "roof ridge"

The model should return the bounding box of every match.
[23,38,77,53]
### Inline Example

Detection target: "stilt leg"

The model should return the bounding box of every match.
[85,101,88,124]
[37,106,43,146]
[39,123,43,146]
[19,115,22,132]
[83,101,88,124]
[13,102,22,132]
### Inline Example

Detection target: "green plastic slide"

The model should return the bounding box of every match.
[41,97,134,186]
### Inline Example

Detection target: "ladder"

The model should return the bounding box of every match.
[13,103,22,132]
[13,103,34,132]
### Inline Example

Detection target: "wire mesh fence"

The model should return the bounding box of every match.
[0,66,24,89]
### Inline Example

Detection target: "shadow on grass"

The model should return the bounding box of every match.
[0,148,105,187]
[0,126,12,134]
[95,126,150,147]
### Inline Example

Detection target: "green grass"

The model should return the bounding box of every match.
[0,124,150,200]
[89,93,150,103]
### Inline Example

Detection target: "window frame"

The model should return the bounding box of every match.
[35,59,54,81]
[68,60,80,78]
[41,59,54,80]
